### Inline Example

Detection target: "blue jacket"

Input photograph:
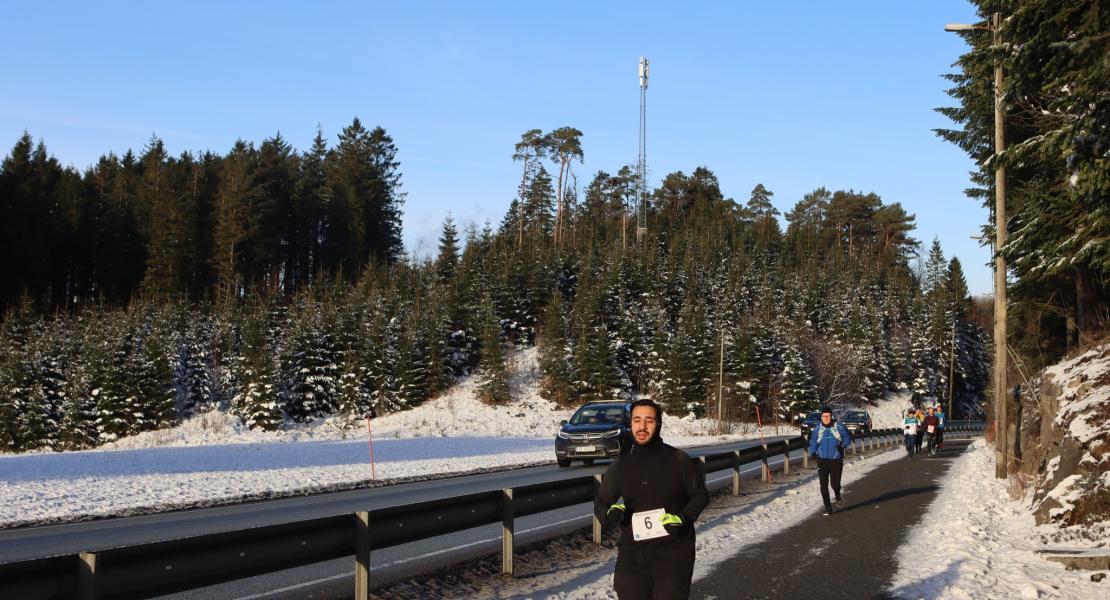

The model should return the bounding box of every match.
[809,421,852,460]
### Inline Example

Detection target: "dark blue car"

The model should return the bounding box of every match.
[554,401,632,467]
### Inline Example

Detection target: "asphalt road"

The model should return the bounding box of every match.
[693,439,971,600]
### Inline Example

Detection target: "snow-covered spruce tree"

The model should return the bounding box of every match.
[0,302,38,451]
[282,302,338,422]
[57,315,100,450]
[476,294,510,405]
[96,325,138,444]
[175,321,214,418]
[495,254,538,347]
[422,287,456,396]
[909,311,939,404]
[538,293,577,405]
[332,298,373,427]
[435,215,460,284]
[780,336,818,422]
[207,312,241,412]
[362,305,401,413]
[394,323,432,410]
[135,312,177,431]
[30,336,68,450]
[571,284,625,402]
[660,297,711,417]
[11,337,52,451]
[230,309,282,431]
[954,320,990,419]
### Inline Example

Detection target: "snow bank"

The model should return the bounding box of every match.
[1028,343,1110,527]
[889,439,1106,600]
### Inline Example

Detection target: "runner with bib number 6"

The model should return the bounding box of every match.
[594,398,709,600]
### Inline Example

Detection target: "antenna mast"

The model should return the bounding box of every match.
[636,56,649,242]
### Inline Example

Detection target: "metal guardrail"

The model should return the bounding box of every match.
[0,424,984,600]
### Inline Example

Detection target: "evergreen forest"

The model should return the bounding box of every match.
[1,0,1105,453]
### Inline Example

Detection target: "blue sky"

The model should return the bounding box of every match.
[0,1,992,293]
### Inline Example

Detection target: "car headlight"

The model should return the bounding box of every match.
[602,429,621,438]
[557,431,570,440]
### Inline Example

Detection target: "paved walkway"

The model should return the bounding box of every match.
[693,439,972,600]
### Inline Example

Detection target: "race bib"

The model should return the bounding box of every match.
[631,508,668,541]
[927,425,935,433]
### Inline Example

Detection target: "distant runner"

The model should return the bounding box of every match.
[903,408,919,459]
[935,404,946,450]
[595,398,708,600]
[807,405,852,515]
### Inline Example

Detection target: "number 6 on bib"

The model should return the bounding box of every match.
[631,508,668,541]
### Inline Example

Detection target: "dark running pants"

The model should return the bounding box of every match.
[937,428,945,448]
[816,457,844,508]
[614,570,692,600]
[904,434,916,456]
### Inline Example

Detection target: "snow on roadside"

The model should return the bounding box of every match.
[0,348,767,528]
[869,391,916,430]
[888,438,1106,600]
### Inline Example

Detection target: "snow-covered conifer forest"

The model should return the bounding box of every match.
[0,121,997,452]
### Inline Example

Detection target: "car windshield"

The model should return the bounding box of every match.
[844,411,867,420]
[804,412,822,422]
[569,406,626,425]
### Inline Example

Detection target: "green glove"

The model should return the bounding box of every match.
[604,503,626,530]
[661,512,687,535]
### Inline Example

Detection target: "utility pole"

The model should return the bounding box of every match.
[945,11,1007,478]
[990,11,1009,480]
[718,329,725,435]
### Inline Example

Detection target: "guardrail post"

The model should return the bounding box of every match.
[760,444,770,482]
[732,450,741,495]
[592,473,603,544]
[803,445,809,469]
[78,551,98,600]
[502,488,514,575]
[782,442,790,476]
[355,511,371,600]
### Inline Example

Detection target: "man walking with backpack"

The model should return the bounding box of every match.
[808,406,852,515]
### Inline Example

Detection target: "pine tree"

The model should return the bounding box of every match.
[538,294,577,404]
[230,310,283,431]
[779,338,818,422]
[476,295,510,405]
[435,215,460,283]
[33,342,68,450]
[176,327,214,418]
[282,305,339,421]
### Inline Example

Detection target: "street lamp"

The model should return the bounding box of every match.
[946,12,1008,479]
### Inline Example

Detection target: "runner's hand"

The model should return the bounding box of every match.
[661,513,687,534]
[604,503,625,530]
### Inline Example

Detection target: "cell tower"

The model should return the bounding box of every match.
[636,56,649,242]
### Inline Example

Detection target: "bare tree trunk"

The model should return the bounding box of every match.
[1075,264,1097,347]
[554,157,567,247]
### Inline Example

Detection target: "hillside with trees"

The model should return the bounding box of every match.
[0,120,993,452]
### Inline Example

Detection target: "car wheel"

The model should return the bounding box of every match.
[557,458,571,468]
[582,459,595,466]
